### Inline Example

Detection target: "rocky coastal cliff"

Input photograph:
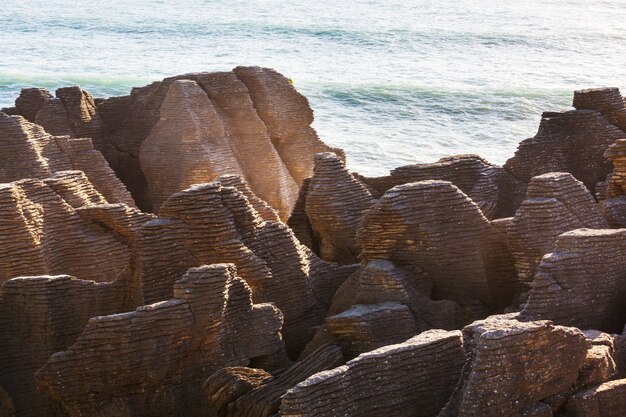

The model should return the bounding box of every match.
[1,67,626,417]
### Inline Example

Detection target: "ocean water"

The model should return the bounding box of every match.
[1,0,625,176]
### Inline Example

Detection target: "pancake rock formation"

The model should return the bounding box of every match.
[357,180,517,319]
[135,179,357,355]
[37,264,287,417]
[280,329,465,417]
[508,172,608,293]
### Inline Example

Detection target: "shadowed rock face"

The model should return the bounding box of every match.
[0,275,129,417]
[135,179,357,356]
[302,152,376,264]
[564,378,626,417]
[439,314,588,417]
[37,264,288,417]
[357,180,518,317]
[302,260,462,359]
[504,110,625,193]
[280,330,465,417]
[357,154,527,219]
[0,113,134,206]
[205,344,343,417]
[521,229,626,332]
[508,172,608,291]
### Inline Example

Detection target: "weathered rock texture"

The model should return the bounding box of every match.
[573,87,626,133]
[356,154,527,218]
[440,314,588,417]
[37,264,287,417]
[303,260,462,359]
[280,330,465,417]
[205,344,343,417]
[302,152,376,263]
[0,112,134,206]
[0,172,151,288]
[0,275,129,417]
[357,180,517,317]
[604,138,626,198]
[136,180,357,355]
[521,229,626,332]
[565,378,626,417]
[504,110,625,193]
[508,172,608,291]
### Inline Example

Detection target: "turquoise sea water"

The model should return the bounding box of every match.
[1,0,625,175]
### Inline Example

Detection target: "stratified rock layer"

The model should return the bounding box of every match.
[604,139,626,198]
[440,314,588,417]
[136,180,356,355]
[357,154,527,218]
[0,275,128,417]
[0,172,149,287]
[303,152,376,263]
[508,172,608,290]
[37,264,287,417]
[521,229,626,332]
[0,113,134,206]
[280,330,465,417]
[573,87,626,133]
[209,344,343,417]
[504,110,625,193]
[357,180,517,315]
[565,378,626,417]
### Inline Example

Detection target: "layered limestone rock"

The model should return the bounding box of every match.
[439,314,588,417]
[357,154,527,218]
[280,330,465,417]
[504,110,625,193]
[8,68,337,216]
[302,152,376,263]
[0,112,134,206]
[0,386,14,417]
[139,78,298,216]
[604,138,626,198]
[136,180,357,355]
[521,229,626,332]
[100,67,336,215]
[303,260,462,359]
[205,344,343,417]
[573,87,626,133]
[0,172,150,288]
[508,173,608,291]
[0,275,128,417]
[564,378,626,417]
[357,180,517,317]
[37,264,287,417]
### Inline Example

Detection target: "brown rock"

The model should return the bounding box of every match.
[14,88,53,122]
[604,138,626,198]
[564,378,626,417]
[357,180,518,315]
[216,344,343,417]
[573,87,626,133]
[0,386,14,417]
[598,196,626,228]
[504,110,624,193]
[36,264,287,417]
[508,172,608,291]
[0,113,135,206]
[578,330,617,387]
[358,154,527,219]
[203,367,274,417]
[304,152,376,263]
[440,314,588,417]
[305,260,462,359]
[0,173,147,287]
[0,275,129,417]
[280,329,465,417]
[521,229,626,332]
[136,180,356,355]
